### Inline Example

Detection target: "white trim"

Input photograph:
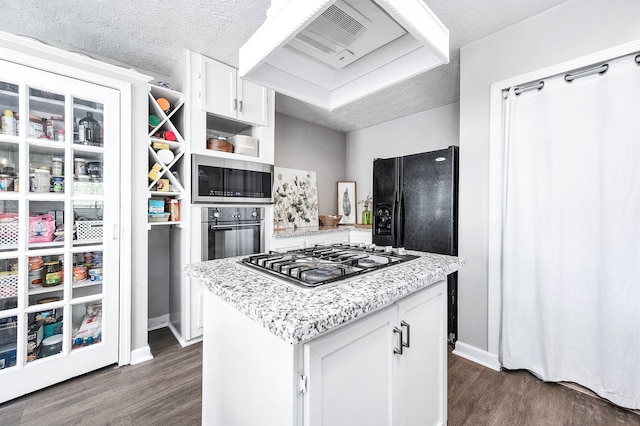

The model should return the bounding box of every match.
[452,341,501,372]
[148,314,171,331]
[129,346,154,365]
[118,83,133,366]
[487,39,640,359]
[0,30,152,82]
[168,322,203,348]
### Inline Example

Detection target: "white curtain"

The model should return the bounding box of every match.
[501,53,640,409]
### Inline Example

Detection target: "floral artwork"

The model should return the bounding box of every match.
[273,167,319,229]
[337,181,356,224]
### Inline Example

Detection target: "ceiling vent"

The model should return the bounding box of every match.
[240,0,449,110]
[290,1,372,68]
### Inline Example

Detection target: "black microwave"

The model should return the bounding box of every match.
[192,155,273,204]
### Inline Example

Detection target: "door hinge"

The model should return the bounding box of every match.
[298,373,307,394]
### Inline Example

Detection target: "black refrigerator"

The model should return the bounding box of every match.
[372,146,459,343]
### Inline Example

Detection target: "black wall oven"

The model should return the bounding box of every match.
[201,207,264,261]
[192,155,273,204]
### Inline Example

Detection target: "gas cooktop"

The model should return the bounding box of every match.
[240,244,419,288]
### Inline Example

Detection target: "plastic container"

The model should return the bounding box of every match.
[34,169,50,193]
[148,198,165,214]
[41,334,63,357]
[52,176,64,193]
[52,157,63,176]
[74,158,86,176]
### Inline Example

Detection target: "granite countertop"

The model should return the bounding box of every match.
[186,251,465,345]
[273,225,371,238]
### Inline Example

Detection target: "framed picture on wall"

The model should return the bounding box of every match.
[337,181,356,224]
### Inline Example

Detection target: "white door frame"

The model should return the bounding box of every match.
[486,39,640,359]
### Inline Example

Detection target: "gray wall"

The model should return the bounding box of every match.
[147,227,170,319]
[346,103,460,220]
[458,0,640,351]
[275,112,347,216]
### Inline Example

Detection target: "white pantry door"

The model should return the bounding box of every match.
[0,59,120,403]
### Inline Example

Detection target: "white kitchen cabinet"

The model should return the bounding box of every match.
[0,59,122,402]
[201,280,447,426]
[303,281,447,426]
[303,306,397,425]
[200,57,268,126]
[395,282,447,425]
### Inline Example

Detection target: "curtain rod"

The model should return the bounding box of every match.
[506,53,639,99]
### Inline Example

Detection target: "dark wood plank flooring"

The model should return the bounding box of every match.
[1,328,638,425]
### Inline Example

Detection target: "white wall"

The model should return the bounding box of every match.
[458,0,640,352]
[275,112,347,216]
[346,103,460,220]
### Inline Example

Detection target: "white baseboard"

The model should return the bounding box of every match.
[129,345,154,365]
[453,340,501,371]
[168,322,203,348]
[148,314,170,331]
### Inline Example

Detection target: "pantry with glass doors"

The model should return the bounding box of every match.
[0,36,145,402]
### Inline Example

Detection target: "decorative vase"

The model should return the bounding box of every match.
[361,209,372,225]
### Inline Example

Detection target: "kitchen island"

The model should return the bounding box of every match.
[187,250,464,426]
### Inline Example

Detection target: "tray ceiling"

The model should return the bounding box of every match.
[0,0,569,132]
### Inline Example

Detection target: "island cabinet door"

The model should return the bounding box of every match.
[395,281,447,426]
[302,305,398,426]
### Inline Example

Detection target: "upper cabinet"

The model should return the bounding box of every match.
[188,51,275,165]
[200,58,268,127]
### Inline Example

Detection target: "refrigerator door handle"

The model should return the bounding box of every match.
[397,193,404,247]
[391,189,398,244]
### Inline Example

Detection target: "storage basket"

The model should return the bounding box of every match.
[0,222,19,246]
[0,272,18,298]
[76,220,103,241]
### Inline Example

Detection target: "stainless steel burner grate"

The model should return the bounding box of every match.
[240,243,418,288]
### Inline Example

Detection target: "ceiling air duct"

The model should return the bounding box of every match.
[239,0,449,110]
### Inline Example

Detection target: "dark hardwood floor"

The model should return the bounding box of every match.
[1,328,638,425]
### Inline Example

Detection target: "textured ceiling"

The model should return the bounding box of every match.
[0,0,569,132]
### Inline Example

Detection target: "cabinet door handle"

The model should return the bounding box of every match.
[239,100,243,112]
[401,320,410,349]
[393,326,404,355]
[233,98,238,111]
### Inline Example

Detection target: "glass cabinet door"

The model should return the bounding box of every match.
[0,59,120,403]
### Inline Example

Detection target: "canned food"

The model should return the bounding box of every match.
[28,267,43,288]
[89,267,102,281]
[73,265,87,282]
[29,256,43,271]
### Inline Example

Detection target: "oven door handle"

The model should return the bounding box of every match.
[206,222,262,228]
